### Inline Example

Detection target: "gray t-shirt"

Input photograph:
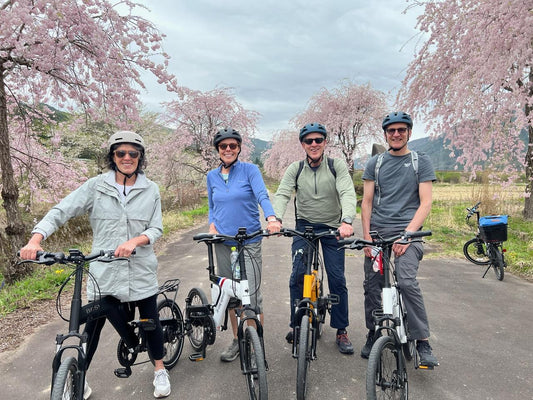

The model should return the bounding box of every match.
[362,151,436,229]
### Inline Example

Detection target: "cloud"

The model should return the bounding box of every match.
[136,0,425,139]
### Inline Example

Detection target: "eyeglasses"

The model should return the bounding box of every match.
[114,150,140,159]
[386,127,408,135]
[302,137,325,145]
[219,143,239,150]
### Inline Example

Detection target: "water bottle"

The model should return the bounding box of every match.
[371,247,383,274]
[230,246,240,279]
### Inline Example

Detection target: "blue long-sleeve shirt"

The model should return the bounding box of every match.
[207,160,275,244]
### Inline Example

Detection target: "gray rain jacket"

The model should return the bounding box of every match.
[32,171,163,302]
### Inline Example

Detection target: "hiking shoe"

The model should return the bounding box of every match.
[285,330,294,344]
[83,379,92,400]
[360,330,379,359]
[220,338,240,362]
[153,369,171,398]
[336,330,354,354]
[416,340,439,367]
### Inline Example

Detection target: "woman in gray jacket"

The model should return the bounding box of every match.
[19,131,171,399]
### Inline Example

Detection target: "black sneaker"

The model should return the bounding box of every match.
[360,330,378,359]
[416,340,439,367]
[336,330,354,355]
[285,330,293,344]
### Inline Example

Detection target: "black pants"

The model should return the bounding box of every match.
[83,294,164,368]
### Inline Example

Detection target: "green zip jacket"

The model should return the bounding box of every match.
[273,156,357,227]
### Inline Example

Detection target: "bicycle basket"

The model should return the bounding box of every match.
[479,215,508,242]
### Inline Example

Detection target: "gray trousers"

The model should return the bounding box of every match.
[215,241,263,314]
[363,238,430,340]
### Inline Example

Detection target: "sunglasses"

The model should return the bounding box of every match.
[219,143,239,150]
[114,150,140,159]
[302,137,325,145]
[386,127,408,135]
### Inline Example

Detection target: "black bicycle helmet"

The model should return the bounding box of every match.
[299,123,327,142]
[213,128,242,148]
[382,112,413,130]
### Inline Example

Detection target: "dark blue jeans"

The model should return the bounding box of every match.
[289,220,349,330]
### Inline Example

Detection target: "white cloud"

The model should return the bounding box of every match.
[135,0,426,140]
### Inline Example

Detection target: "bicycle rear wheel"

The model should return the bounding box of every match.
[489,245,505,281]
[187,287,213,351]
[463,238,490,265]
[366,335,408,400]
[296,314,311,400]
[243,326,268,399]
[50,356,81,400]
[156,298,185,369]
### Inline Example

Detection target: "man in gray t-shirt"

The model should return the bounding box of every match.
[360,112,439,368]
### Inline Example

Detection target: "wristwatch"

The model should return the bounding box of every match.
[341,217,353,225]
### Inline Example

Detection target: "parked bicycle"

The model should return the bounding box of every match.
[189,227,271,400]
[279,226,340,400]
[340,230,434,400]
[17,249,183,400]
[463,202,508,281]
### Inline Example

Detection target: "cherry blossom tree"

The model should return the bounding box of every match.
[0,0,177,282]
[153,86,260,186]
[293,81,388,176]
[398,0,533,219]
[262,130,303,179]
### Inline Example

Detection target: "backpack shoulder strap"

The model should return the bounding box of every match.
[327,157,336,179]
[294,160,305,192]
[411,151,419,183]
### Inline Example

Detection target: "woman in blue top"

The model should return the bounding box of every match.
[206,128,281,362]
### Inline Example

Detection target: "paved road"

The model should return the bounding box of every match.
[2,214,533,399]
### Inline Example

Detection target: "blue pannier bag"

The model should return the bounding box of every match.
[479,215,508,242]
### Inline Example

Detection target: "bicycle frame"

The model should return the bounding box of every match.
[280,227,340,358]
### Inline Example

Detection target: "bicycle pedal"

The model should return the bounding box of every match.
[326,294,340,305]
[188,353,204,362]
[114,366,132,378]
[417,364,435,370]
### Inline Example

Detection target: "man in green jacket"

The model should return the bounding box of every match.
[273,123,357,354]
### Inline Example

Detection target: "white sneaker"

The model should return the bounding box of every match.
[153,369,171,398]
[83,379,92,400]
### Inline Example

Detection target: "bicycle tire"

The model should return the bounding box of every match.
[463,238,490,265]
[243,326,268,400]
[50,356,81,400]
[366,335,408,400]
[296,314,311,400]
[156,298,185,369]
[315,298,327,340]
[187,287,212,351]
[490,245,505,281]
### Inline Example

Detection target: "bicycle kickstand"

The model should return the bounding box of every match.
[482,264,492,278]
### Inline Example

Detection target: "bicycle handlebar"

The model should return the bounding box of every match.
[338,230,432,250]
[279,227,339,241]
[193,228,274,244]
[17,249,132,265]
[466,201,482,219]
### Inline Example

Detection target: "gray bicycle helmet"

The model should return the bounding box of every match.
[382,112,413,130]
[108,130,145,150]
[213,128,242,148]
[299,123,327,142]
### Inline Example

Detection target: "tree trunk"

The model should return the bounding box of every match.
[0,68,33,283]
[523,124,533,220]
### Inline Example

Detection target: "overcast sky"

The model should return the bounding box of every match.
[135,0,427,140]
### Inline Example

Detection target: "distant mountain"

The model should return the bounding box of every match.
[251,138,271,164]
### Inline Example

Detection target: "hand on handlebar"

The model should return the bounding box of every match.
[337,223,353,239]
[19,241,44,260]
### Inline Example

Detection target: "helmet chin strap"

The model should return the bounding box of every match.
[306,153,323,166]
[219,149,241,169]
[117,168,137,196]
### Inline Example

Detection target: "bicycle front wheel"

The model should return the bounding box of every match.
[50,356,81,400]
[366,335,408,400]
[489,245,505,281]
[463,238,490,265]
[157,298,185,369]
[296,314,311,400]
[243,326,268,400]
